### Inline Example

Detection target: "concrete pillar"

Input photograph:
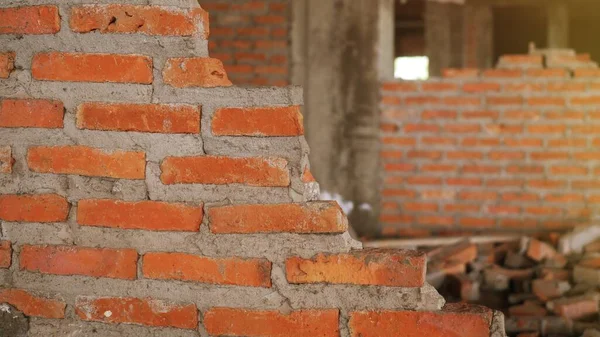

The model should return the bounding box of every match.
[292,0,387,238]
[547,0,569,48]
[426,2,464,76]
[463,4,493,69]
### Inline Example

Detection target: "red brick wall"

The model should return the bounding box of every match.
[380,52,600,237]
[198,0,291,86]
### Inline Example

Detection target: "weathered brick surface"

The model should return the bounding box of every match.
[349,303,493,337]
[212,106,303,136]
[0,98,64,128]
[204,308,340,337]
[209,202,347,233]
[0,194,69,223]
[381,57,600,235]
[0,241,11,268]
[0,52,15,78]
[0,146,13,173]
[77,199,203,231]
[160,156,289,186]
[197,0,290,86]
[0,6,60,35]
[143,252,272,287]
[0,289,66,319]
[28,146,146,179]
[75,296,198,329]
[32,52,153,84]
[77,103,200,133]
[20,245,138,279]
[163,57,232,88]
[286,249,427,287]
[70,5,209,37]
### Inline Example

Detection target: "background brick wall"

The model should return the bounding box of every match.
[198,0,291,86]
[381,51,600,237]
[0,1,505,336]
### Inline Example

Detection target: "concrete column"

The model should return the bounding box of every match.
[426,2,464,75]
[293,0,385,238]
[547,0,569,48]
[463,4,493,69]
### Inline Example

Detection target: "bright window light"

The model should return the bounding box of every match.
[394,56,429,80]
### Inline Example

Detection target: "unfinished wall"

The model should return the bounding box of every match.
[198,0,291,86]
[0,1,505,336]
[381,51,600,237]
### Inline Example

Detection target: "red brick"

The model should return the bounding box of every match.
[528,124,565,134]
[302,167,316,182]
[462,110,498,119]
[442,68,479,78]
[382,189,415,198]
[547,82,586,91]
[444,124,480,133]
[70,5,209,37]
[0,146,13,173]
[423,137,456,146]
[400,202,436,213]
[506,165,543,174]
[421,110,457,119]
[504,83,544,92]
[462,82,500,93]
[574,152,600,160]
[546,110,585,119]
[20,245,137,279]
[381,82,418,91]
[447,151,483,160]
[574,68,600,78]
[0,98,64,129]
[0,241,11,268]
[32,52,152,84]
[527,97,565,106]
[0,289,65,319]
[380,151,402,161]
[379,214,414,224]
[504,110,540,119]
[0,194,69,223]
[487,179,523,187]
[286,249,426,287]
[75,296,197,329]
[27,146,145,179]
[487,205,520,214]
[406,176,442,185]
[208,202,347,234]
[499,54,542,65]
[549,138,587,147]
[505,138,543,147]
[160,156,289,186]
[77,103,200,134]
[143,252,271,287]
[461,138,500,147]
[422,82,458,91]
[255,40,287,49]
[502,194,538,208]
[526,68,567,78]
[443,97,481,106]
[489,151,524,160]
[77,199,202,232]
[407,150,441,160]
[528,180,565,189]
[574,125,600,134]
[212,106,303,136]
[255,65,287,75]
[404,96,440,105]
[460,217,495,228]
[446,177,482,186]
[571,96,600,105]
[380,123,399,132]
[349,303,493,337]
[0,6,60,34]
[0,52,15,78]
[204,308,339,337]
[545,194,584,203]
[445,204,480,213]
[462,165,500,174]
[551,166,588,175]
[404,124,438,133]
[163,57,231,88]
[486,96,523,105]
[483,69,522,78]
[421,164,457,173]
[530,152,569,160]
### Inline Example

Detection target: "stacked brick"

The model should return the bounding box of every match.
[0,1,503,336]
[381,49,600,237]
[198,0,290,87]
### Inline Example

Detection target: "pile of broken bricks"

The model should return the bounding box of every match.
[425,226,600,337]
